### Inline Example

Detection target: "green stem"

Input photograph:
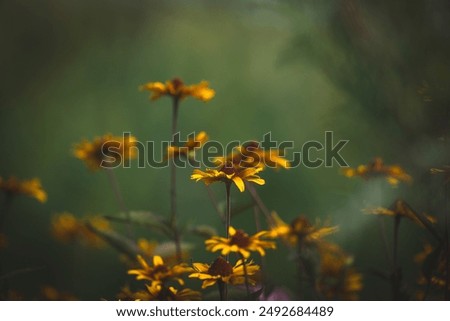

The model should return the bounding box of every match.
[106,169,132,237]
[246,183,273,225]
[170,97,182,263]
[392,215,401,300]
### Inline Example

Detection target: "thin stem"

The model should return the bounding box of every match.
[246,183,273,225]
[218,280,225,301]
[170,97,182,263]
[225,182,232,241]
[205,185,223,221]
[392,215,401,300]
[240,255,251,299]
[223,182,232,301]
[445,183,449,300]
[106,169,132,237]
[378,216,393,269]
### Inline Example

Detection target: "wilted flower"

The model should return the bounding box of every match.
[268,212,338,246]
[342,157,412,186]
[364,199,437,227]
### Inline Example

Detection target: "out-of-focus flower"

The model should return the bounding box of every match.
[144,284,201,301]
[342,157,412,186]
[41,286,77,301]
[205,226,275,258]
[128,255,192,287]
[140,78,215,102]
[0,176,47,203]
[51,213,110,247]
[364,199,437,227]
[167,131,208,159]
[191,163,265,192]
[268,212,338,246]
[215,141,290,170]
[73,134,137,171]
[317,242,363,300]
[189,257,260,289]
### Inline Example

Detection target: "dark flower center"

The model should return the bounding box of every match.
[208,257,233,277]
[230,230,251,248]
[150,265,169,278]
[220,162,237,175]
[291,217,312,235]
[171,77,184,91]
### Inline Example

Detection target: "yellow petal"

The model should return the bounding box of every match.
[153,255,164,266]
[232,176,245,192]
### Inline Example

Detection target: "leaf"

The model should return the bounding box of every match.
[85,223,140,260]
[153,241,194,258]
[188,225,218,238]
[103,211,171,236]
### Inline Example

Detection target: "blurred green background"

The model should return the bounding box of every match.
[0,0,449,300]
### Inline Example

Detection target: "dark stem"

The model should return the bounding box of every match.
[240,255,251,299]
[392,215,401,300]
[378,216,393,269]
[445,183,449,300]
[0,194,13,233]
[225,182,232,241]
[170,97,182,262]
[106,169,132,237]
[217,280,225,301]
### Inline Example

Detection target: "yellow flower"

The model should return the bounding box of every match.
[342,157,412,186]
[167,131,208,159]
[73,134,137,171]
[414,243,434,264]
[128,255,192,286]
[189,257,260,289]
[268,212,338,246]
[51,213,110,247]
[363,199,437,227]
[205,226,275,258]
[137,238,158,258]
[215,141,290,169]
[191,163,265,192]
[51,212,80,243]
[317,242,362,300]
[41,286,77,301]
[0,176,47,203]
[144,284,201,301]
[140,78,215,102]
